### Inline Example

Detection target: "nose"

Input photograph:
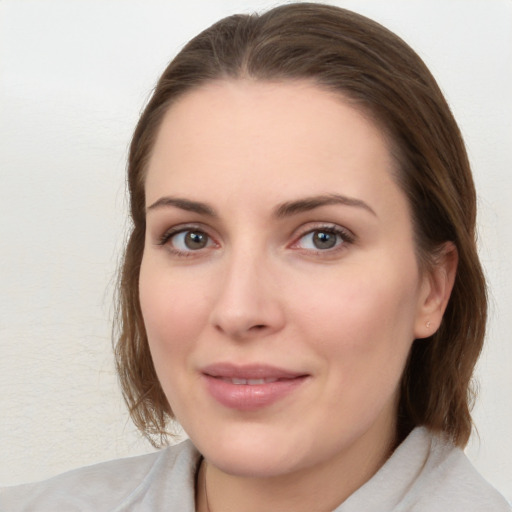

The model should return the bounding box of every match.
[209,250,286,340]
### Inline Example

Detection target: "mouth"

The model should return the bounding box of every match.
[221,377,280,385]
[201,363,309,411]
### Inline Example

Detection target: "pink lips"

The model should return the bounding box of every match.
[201,363,308,411]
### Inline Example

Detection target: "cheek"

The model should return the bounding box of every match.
[291,264,420,430]
[138,260,210,413]
[291,256,420,373]
[139,258,209,360]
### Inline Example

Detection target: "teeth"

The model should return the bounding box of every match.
[227,378,278,385]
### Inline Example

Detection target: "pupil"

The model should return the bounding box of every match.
[185,231,207,249]
[313,231,336,249]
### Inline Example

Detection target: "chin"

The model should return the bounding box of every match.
[192,425,307,478]
[212,448,302,479]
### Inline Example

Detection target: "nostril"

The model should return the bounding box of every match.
[214,323,267,335]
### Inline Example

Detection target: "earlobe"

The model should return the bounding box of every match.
[414,242,458,339]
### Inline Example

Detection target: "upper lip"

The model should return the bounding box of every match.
[201,363,307,380]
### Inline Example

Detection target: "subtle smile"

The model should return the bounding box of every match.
[201,363,309,411]
[223,377,279,385]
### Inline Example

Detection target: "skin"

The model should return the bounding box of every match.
[139,80,455,512]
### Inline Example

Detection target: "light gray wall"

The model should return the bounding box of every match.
[1,0,511,501]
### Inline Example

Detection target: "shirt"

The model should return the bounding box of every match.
[1,427,510,511]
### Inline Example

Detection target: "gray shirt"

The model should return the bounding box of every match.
[1,427,510,511]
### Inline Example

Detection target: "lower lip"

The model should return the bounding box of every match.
[202,375,308,411]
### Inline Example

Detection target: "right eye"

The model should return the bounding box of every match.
[159,228,216,255]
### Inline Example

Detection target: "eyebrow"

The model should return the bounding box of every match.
[146,197,217,217]
[274,194,376,218]
[146,193,376,218]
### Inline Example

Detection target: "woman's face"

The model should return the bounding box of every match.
[139,80,433,479]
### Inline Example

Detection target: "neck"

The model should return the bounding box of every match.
[196,419,397,512]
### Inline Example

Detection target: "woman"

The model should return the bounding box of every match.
[1,3,510,510]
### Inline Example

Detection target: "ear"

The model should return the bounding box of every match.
[414,242,458,339]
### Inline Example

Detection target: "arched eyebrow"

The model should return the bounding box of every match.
[146,193,376,218]
[146,197,217,217]
[274,194,376,218]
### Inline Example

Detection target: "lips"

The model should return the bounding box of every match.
[201,363,308,411]
[225,377,278,385]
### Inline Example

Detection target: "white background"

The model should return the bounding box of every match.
[1,0,511,502]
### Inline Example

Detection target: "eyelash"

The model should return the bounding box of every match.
[157,224,215,257]
[291,224,355,255]
[156,223,355,257]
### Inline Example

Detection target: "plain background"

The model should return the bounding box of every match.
[1,0,511,501]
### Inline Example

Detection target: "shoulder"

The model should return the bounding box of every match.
[404,430,511,511]
[0,439,200,512]
[338,428,510,512]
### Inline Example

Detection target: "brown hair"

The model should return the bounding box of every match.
[114,2,486,448]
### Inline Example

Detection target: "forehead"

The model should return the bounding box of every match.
[145,79,400,214]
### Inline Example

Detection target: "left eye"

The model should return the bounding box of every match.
[169,230,214,251]
[296,229,344,250]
